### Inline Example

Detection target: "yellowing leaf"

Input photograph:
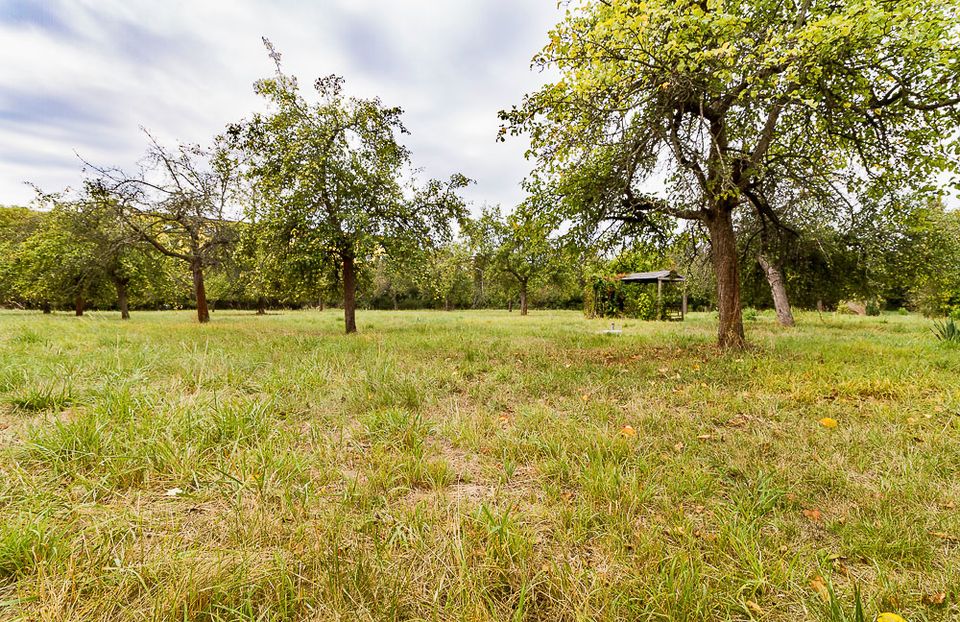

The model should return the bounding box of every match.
[877,614,907,622]
[745,600,764,616]
[620,425,637,438]
[921,592,946,606]
[803,508,823,522]
[809,575,829,602]
[819,417,839,429]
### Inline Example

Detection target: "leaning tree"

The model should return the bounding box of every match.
[88,132,241,323]
[232,40,468,334]
[501,0,960,348]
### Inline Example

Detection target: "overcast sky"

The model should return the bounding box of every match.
[0,0,563,209]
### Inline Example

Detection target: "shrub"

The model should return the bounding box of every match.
[624,290,655,320]
[584,275,656,320]
[583,276,624,319]
[743,307,759,321]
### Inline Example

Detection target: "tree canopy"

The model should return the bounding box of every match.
[501,0,960,347]
[467,205,562,316]
[88,133,241,323]
[231,40,470,333]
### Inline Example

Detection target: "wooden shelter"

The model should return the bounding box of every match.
[618,270,687,321]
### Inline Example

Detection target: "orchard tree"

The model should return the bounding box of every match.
[230,196,297,314]
[737,149,934,325]
[462,211,501,308]
[88,133,241,323]
[736,179,807,326]
[43,187,155,319]
[413,241,472,311]
[14,206,104,315]
[233,40,468,333]
[368,248,419,310]
[502,0,960,348]
[475,205,558,316]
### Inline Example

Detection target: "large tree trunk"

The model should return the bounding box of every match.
[256,296,266,315]
[758,254,795,327]
[342,253,357,334]
[192,262,210,323]
[74,293,85,317]
[519,281,529,316]
[116,279,130,320]
[41,301,51,315]
[706,207,745,349]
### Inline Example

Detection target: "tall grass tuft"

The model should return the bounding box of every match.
[9,383,72,413]
[932,317,960,343]
[0,514,65,582]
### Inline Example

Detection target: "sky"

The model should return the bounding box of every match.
[0,0,564,210]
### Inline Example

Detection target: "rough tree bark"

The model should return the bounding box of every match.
[115,278,130,320]
[519,281,529,316]
[74,294,85,317]
[41,301,51,314]
[191,261,210,323]
[748,188,797,329]
[256,296,266,315]
[342,252,357,334]
[758,254,795,327]
[705,207,745,349]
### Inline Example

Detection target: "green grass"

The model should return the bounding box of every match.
[0,308,956,620]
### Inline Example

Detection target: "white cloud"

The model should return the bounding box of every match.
[0,0,561,210]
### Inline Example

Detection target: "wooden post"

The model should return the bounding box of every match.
[657,278,663,320]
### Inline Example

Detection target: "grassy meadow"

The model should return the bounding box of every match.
[0,309,957,621]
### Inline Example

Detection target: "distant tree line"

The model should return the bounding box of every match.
[0,198,584,323]
[3,189,957,325]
